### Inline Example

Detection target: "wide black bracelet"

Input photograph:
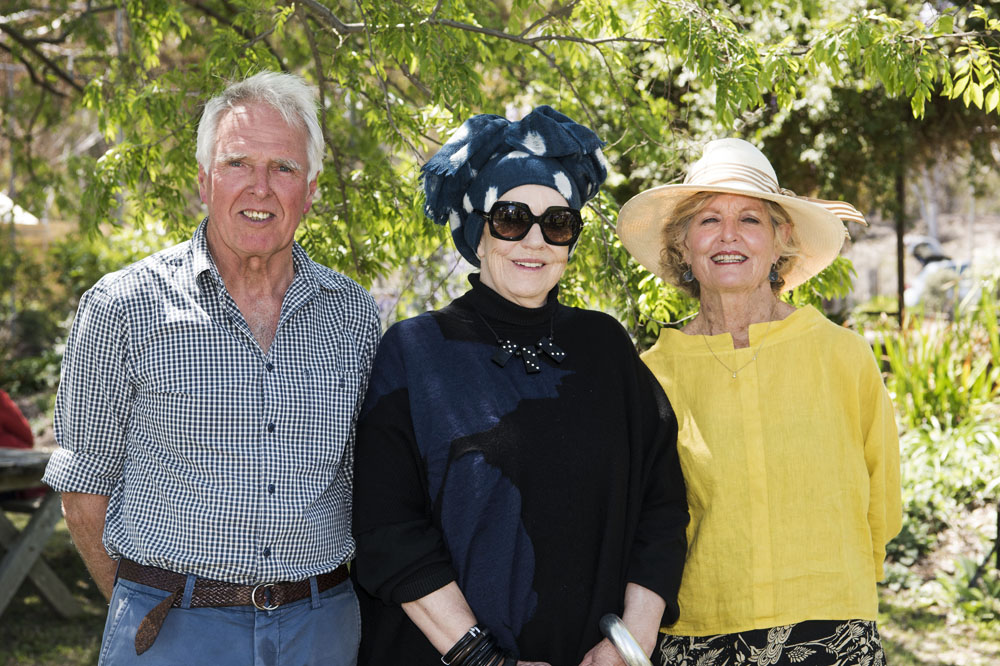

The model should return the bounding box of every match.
[442,625,487,666]
[442,625,512,666]
[487,647,514,665]
[467,637,509,666]
[464,635,499,666]
[458,632,491,665]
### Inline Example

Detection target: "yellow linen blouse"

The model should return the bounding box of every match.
[642,306,901,636]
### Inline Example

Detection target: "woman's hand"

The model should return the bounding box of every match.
[577,638,625,666]
[517,661,553,666]
[579,583,666,665]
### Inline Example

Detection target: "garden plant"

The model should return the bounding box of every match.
[3,1,1000,663]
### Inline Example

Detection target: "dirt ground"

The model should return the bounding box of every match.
[881,503,1000,665]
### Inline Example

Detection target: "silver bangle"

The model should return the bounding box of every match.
[599,614,653,666]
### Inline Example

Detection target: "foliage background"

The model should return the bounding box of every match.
[2,1,1000,662]
[4,0,1000,333]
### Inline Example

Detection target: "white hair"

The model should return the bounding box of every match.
[196,71,324,181]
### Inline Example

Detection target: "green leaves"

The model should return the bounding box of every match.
[5,0,1000,331]
[945,42,1000,113]
[876,274,1000,432]
[935,5,1000,115]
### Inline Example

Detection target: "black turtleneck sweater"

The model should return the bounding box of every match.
[352,275,688,665]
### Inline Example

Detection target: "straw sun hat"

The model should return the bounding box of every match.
[616,138,867,291]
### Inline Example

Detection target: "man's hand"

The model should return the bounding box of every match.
[61,492,115,600]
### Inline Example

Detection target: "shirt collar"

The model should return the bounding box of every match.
[192,218,221,290]
[192,217,345,294]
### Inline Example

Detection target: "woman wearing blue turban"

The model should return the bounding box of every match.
[352,106,689,665]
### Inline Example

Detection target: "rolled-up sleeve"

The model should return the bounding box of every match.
[43,286,132,495]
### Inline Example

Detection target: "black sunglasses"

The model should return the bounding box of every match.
[476,201,583,246]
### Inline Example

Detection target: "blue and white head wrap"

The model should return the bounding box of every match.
[421,105,608,266]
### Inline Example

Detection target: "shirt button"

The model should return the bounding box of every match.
[267,483,275,494]
[265,362,274,372]
[266,422,275,433]
[262,547,271,558]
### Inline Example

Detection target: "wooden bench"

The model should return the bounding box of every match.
[0,449,83,619]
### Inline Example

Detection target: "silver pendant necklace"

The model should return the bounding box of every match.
[700,302,778,379]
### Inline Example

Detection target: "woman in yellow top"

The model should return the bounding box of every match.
[616,138,902,665]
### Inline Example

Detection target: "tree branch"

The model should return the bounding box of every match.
[9,3,119,45]
[239,24,281,62]
[182,0,287,70]
[297,0,365,34]
[389,53,433,100]
[0,23,83,93]
[591,204,643,338]
[298,10,362,276]
[419,246,463,312]
[518,0,582,39]
[0,42,67,98]
[383,239,457,320]
[293,2,1000,57]
[426,0,445,23]
[355,1,423,161]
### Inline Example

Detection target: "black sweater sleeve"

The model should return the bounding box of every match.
[352,335,457,604]
[626,356,689,626]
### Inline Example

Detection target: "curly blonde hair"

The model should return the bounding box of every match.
[659,192,800,297]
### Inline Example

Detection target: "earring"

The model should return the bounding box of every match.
[768,263,780,283]
[681,266,695,283]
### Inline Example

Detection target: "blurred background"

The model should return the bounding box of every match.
[2,1,999,663]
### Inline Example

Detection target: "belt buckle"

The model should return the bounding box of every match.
[252,583,280,611]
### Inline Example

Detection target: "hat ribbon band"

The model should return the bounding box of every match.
[682,161,867,226]
[685,163,779,194]
[778,188,868,226]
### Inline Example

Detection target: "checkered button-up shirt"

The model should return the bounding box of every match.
[44,220,380,584]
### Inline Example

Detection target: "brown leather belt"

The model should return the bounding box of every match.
[118,559,349,655]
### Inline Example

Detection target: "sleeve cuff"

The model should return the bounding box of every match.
[390,563,457,604]
[661,599,681,626]
[41,447,119,495]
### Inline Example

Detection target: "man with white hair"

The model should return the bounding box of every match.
[43,71,379,665]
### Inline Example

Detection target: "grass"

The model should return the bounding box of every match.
[1,514,106,666]
[3,512,1000,666]
[880,596,1000,665]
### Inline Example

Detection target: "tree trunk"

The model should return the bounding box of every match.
[919,163,940,241]
[896,170,906,326]
[967,182,975,271]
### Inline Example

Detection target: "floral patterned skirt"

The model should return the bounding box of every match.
[657,619,885,666]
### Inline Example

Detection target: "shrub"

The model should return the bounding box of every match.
[888,414,1000,563]
[1,223,171,397]
[874,274,1000,430]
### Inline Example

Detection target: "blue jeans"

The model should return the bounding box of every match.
[98,574,360,666]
